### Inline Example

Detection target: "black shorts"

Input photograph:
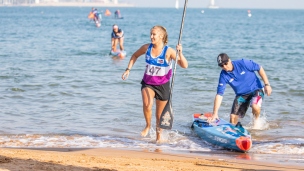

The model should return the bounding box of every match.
[141,80,170,101]
[231,89,264,118]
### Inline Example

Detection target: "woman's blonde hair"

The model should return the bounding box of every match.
[151,25,168,45]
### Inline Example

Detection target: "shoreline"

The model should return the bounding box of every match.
[0,147,303,171]
[0,2,135,7]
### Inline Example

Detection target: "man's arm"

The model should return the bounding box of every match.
[258,66,272,96]
[208,94,223,123]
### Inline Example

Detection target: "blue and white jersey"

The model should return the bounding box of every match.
[217,59,263,96]
[111,29,124,39]
[142,44,172,85]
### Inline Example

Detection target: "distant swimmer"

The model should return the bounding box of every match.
[121,25,188,143]
[208,53,272,129]
[111,24,124,52]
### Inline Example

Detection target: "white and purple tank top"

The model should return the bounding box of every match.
[142,44,172,85]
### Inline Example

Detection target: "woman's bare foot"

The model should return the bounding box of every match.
[156,138,165,145]
[141,126,150,137]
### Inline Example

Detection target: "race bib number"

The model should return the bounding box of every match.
[145,65,161,75]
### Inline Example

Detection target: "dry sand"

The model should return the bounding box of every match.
[0,148,303,171]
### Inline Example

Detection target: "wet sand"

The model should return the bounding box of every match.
[0,148,303,171]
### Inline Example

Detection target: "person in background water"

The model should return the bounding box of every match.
[93,8,101,23]
[88,7,96,21]
[208,53,272,129]
[121,25,188,143]
[114,10,121,18]
[111,24,124,52]
[88,8,100,23]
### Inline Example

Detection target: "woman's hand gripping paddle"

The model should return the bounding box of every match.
[159,0,188,130]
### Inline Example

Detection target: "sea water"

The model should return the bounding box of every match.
[0,7,304,165]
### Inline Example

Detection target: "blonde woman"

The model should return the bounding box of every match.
[122,25,188,143]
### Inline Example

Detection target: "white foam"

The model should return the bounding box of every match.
[1,134,303,155]
[246,111,269,130]
[250,138,304,154]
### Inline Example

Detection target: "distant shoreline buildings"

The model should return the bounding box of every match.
[208,0,219,9]
[0,0,134,7]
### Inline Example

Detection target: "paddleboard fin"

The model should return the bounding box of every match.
[235,122,242,128]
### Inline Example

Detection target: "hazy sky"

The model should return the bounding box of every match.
[123,0,304,9]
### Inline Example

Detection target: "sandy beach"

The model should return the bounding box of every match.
[0,148,303,171]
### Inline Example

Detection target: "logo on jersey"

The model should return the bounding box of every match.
[229,78,234,83]
[240,71,245,75]
[145,55,150,61]
[217,56,222,64]
[157,59,164,64]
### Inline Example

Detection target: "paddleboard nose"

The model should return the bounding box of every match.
[236,136,252,152]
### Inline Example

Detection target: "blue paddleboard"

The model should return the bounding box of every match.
[191,113,252,152]
[110,50,126,58]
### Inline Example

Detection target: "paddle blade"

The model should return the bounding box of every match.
[159,98,173,130]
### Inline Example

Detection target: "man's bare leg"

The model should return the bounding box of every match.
[230,114,239,125]
[252,104,261,129]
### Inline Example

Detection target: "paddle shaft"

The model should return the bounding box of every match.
[158,0,188,130]
[170,0,188,99]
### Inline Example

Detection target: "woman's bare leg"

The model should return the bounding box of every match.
[155,99,168,142]
[141,87,155,137]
